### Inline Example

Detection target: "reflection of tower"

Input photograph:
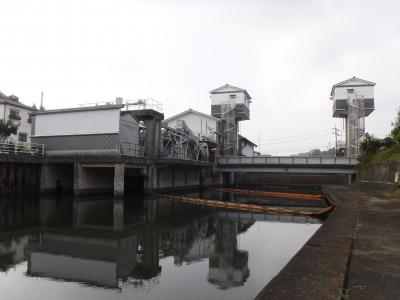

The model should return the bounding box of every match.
[210,84,252,156]
[132,226,161,280]
[208,219,249,289]
[331,77,375,157]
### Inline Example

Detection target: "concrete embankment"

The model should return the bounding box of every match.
[357,160,400,191]
[256,185,400,300]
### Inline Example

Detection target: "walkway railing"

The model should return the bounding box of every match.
[217,156,358,166]
[0,141,45,156]
[119,142,145,157]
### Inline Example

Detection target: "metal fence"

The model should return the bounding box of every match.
[159,147,208,161]
[217,156,358,165]
[119,142,145,157]
[0,141,45,156]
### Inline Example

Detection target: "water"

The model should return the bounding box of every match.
[0,190,322,300]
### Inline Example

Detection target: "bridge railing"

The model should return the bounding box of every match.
[119,142,145,157]
[0,141,45,156]
[217,156,358,165]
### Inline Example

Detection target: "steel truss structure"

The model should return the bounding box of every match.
[160,120,208,161]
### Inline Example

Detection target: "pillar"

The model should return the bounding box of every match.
[114,163,125,197]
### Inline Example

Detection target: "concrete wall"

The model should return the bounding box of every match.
[74,164,114,195]
[234,173,349,185]
[119,114,139,144]
[0,162,41,194]
[40,163,74,193]
[156,166,207,190]
[34,108,120,136]
[357,161,400,190]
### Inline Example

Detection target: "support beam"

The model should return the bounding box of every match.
[114,163,125,197]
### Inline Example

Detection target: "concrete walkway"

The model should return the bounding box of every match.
[256,185,400,300]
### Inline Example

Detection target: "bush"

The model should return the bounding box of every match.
[391,108,400,142]
[360,133,381,155]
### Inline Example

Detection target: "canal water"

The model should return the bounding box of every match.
[0,189,322,300]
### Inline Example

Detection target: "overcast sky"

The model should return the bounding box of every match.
[1,0,399,155]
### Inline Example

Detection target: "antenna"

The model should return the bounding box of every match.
[40,91,44,110]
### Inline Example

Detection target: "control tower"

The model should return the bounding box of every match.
[330,77,375,157]
[210,84,252,156]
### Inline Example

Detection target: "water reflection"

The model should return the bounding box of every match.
[0,193,321,298]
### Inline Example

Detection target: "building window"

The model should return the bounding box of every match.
[229,94,236,99]
[9,109,21,120]
[18,133,27,142]
[347,89,355,94]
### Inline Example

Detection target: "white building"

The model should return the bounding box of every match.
[210,84,252,156]
[164,109,219,142]
[210,84,251,121]
[31,104,141,155]
[330,76,375,157]
[238,134,257,156]
[0,91,37,142]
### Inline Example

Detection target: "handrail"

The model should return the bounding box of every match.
[119,142,145,157]
[217,156,358,166]
[0,141,45,156]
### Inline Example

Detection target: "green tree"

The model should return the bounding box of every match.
[360,133,381,155]
[0,120,19,140]
[391,108,400,143]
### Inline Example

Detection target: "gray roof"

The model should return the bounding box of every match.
[0,91,37,111]
[238,134,257,147]
[164,108,220,123]
[31,104,125,115]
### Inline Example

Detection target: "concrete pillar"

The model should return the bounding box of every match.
[114,163,125,197]
[41,164,58,193]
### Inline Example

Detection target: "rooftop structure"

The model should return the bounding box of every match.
[210,84,252,156]
[31,104,142,156]
[330,77,376,157]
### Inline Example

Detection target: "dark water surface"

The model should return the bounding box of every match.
[0,190,321,300]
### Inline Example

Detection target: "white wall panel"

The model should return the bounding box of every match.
[34,109,121,136]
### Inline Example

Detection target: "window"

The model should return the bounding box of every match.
[9,109,21,120]
[347,89,355,94]
[18,133,27,142]
[229,94,236,99]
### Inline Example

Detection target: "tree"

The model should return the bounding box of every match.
[360,133,381,155]
[0,120,19,141]
[391,108,400,143]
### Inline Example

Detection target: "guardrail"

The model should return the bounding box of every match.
[217,156,358,166]
[119,142,145,157]
[0,141,45,156]
[159,148,208,161]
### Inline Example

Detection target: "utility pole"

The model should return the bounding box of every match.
[332,125,341,156]
[258,135,261,154]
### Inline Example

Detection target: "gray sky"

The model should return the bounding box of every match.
[1,0,399,155]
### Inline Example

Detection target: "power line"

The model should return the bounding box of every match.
[259,133,330,145]
[258,129,331,142]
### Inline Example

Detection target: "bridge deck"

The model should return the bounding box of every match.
[217,156,358,174]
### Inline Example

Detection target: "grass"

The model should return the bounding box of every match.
[358,144,400,166]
